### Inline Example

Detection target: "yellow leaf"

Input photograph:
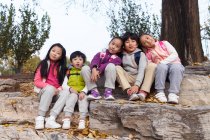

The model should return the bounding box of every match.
[88,133,94,138]
[82,128,89,135]
[100,133,108,138]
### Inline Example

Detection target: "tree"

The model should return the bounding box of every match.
[22,55,41,73]
[0,4,16,59]
[107,0,160,38]
[161,0,204,65]
[0,3,50,73]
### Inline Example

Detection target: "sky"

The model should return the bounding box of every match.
[1,0,209,61]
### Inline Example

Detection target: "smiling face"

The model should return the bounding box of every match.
[140,34,156,48]
[71,56,84,69]
[124,37,138,53]
[49,46,62,61]
[108,38,122,54]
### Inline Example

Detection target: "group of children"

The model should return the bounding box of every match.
[34,32,184,130]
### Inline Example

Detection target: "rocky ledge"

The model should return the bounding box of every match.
[0,61,210,139]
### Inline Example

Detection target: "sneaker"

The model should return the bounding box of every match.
[45,116,61,129]
[35,116,45,130]
[137,91,147,101]
[62,118,71,129]
[155,92,167,102]
[87,90,102,100]
[129,93,139,101]
[168,93,179,104]
[78,120,85,130]
[104,88,115,100]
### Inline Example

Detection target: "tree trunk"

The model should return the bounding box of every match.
[161,0,204,65]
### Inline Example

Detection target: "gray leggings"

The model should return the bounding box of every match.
[81,63,117,90]
[63,92,89,120]
[155,63,185,94]
[38,85,69,117]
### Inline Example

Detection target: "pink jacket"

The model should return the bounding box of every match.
[146,41,181,64]
[34,61,62,93]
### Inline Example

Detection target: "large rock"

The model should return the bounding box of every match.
[89,101,210,140]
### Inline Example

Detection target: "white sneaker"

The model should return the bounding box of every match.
[168,93,179,104]
[78,120,85,130]
[35,116,45,130]
[104,94,115,100]
[45,116,61,129]
[62,118,71,129]
[137,92,147,101]
[129,93,139,101]
[87,94,102,100]
[155,92,167,102]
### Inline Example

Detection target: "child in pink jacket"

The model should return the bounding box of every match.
[34,43,68,129]
[140,34,185,104]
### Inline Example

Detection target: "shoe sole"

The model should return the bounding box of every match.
[45,124,61,129]
[129,97,139,101]
[35,126,44,130]
[87,97,102,100]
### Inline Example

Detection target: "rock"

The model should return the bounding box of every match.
[0,79,20,92]
[89,101,210,140]
[180,74,210,106]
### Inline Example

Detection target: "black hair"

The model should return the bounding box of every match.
[121,32,143,50]
[70,51,86,63]
[108,36,123,46]
[34,43,67,85]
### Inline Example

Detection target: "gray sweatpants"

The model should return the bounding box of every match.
[38,85,69,117]
[155,63,185,94]
[63,93,89,120]
[81,63,117,90]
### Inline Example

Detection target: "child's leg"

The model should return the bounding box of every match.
[140,63,157,93]
[104,63,117,89]
[78,94,89,129]
[49,89,69,118]
[116,66,135,90]
[63,92,78,117]
[167,63,184,104]
[154,64,168,102]
[81,65,97,90]
[62,92,78,129]
[45,89,69,129]
[155,63,169,92]
[38,85,56,117]
[168,64,185,94]
[35,85,55,129]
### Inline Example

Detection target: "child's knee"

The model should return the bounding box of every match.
[105,63,116,71]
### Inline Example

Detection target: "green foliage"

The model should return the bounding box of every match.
[22,55,41,73]
[0,2,50,73]
[107,0,160,38]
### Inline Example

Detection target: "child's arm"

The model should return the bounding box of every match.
[160,41,180,64]
[135,53,147,86]
[61,76,69,90]
[34,67,48,88]
[90,52,101,70]
[98,56,122,74]
[79,86,88,100]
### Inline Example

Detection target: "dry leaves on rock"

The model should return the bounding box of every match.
[19,82,36,97]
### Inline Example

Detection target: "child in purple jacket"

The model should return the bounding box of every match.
[81,37,123,100]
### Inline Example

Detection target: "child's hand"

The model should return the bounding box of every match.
[54,89,59,95]
[129,85,139,95]
[91,68,100,82]
[79,92,85,100]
